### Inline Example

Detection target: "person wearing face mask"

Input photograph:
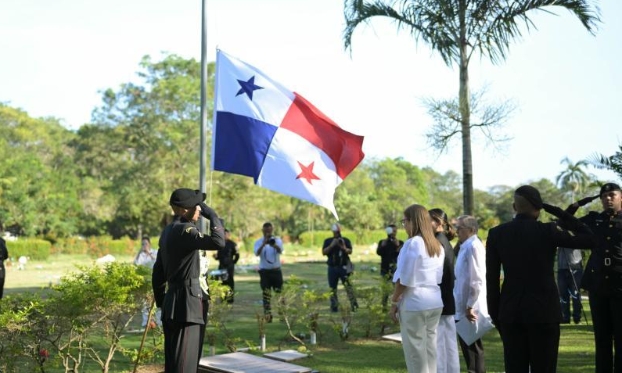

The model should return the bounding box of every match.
[579,183,622,373]
[152,188,225,373]
[377,224,404,309]
[323,223,358,312]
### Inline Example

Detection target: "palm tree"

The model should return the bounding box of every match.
[587,144,622,181]
[555,157,591,202]
[343,0,600,215]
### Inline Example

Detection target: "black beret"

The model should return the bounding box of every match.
[515,185,543,210]
[600,183,621,196]
[169,188,206,209]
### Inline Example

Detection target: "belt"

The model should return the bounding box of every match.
[167,278,200,290]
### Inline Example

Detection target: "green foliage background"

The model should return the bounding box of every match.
[0,53,615,246]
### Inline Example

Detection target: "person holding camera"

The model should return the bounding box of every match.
[152,188,225,373]
[254,222,284,322]
[376,224,403,309]
[322,223,358,312]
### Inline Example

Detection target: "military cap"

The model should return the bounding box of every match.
[515,185,543,210]
[169,188,206,209]
[600,183,621,196]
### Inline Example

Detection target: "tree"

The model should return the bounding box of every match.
[586,144,622,182]
[422,86,515,154]
[343,0,600,215]
[76,54,215,238]
[555,157,592,202]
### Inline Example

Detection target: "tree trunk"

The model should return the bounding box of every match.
[458,0,474,215]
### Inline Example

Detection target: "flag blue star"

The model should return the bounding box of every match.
[236,76,263,100]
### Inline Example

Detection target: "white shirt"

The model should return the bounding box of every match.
[392,236,444,311]
[134,249,158,269]
[254,237,283,270]
[454,235,488,321]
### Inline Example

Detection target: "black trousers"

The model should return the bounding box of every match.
[499,322,560,373]
[589,292,622,373]
[219,264,235,302]
[0,273,5,299]
[258,268,283,315]
[163,298,208,373]
[458,336,486,373]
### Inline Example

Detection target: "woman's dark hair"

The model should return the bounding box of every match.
[429,208,456,241]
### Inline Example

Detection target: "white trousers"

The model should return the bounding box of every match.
[436,314,461,373]
[399,307,443,373]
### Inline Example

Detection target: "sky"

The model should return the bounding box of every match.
[0,0,620,193]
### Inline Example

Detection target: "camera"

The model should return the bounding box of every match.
[268,237,276,245]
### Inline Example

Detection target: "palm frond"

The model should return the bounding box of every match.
[475,0,600,64]
[343,0,459,66]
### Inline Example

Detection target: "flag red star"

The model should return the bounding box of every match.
[296,161,321,184]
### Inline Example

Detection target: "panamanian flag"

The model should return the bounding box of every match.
[211,50,365,218]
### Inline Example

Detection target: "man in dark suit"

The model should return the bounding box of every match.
[152,188,225,373]
[486,185,596,373]
[579,183,622,373]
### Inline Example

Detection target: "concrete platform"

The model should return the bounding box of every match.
[199,351,312,373]
[381,332,402,343]
[263,349,308,362]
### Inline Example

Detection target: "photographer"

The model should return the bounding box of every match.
[322,223,358,312]
[253,222,283,322]
[376,224,403,309]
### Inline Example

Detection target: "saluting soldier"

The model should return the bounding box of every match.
[152,188,225,373]
[579,183,622,373]
[486,185,597,373]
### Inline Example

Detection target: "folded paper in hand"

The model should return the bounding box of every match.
[456,309,495,346]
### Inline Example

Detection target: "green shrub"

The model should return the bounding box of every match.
[6,239,51,260]
[53,236,139,257]
[297,229,409,248]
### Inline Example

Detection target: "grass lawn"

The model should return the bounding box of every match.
[3,248,596,372]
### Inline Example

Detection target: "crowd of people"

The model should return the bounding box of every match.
[1,178,619,373]
[123,183,622,372]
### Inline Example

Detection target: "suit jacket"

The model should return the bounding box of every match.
[486,213,595,325]
[152,216,224,324]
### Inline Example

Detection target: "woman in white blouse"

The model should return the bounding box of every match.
[390,204,445,373]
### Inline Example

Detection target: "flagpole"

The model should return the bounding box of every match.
[199,0,208,233]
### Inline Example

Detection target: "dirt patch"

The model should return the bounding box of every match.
[135,364,165,373]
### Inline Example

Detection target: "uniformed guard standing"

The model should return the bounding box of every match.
[152,188,225,373]
[580,183,622,373]
[486,185,597,373]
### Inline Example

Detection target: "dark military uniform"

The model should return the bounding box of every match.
[152,190,224,373]
[0,237,8,299]
[323,235,358,312]
[580,209,622,373]
[487,207,596,373]
[376,236,403,309]
[215,238,239,303]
